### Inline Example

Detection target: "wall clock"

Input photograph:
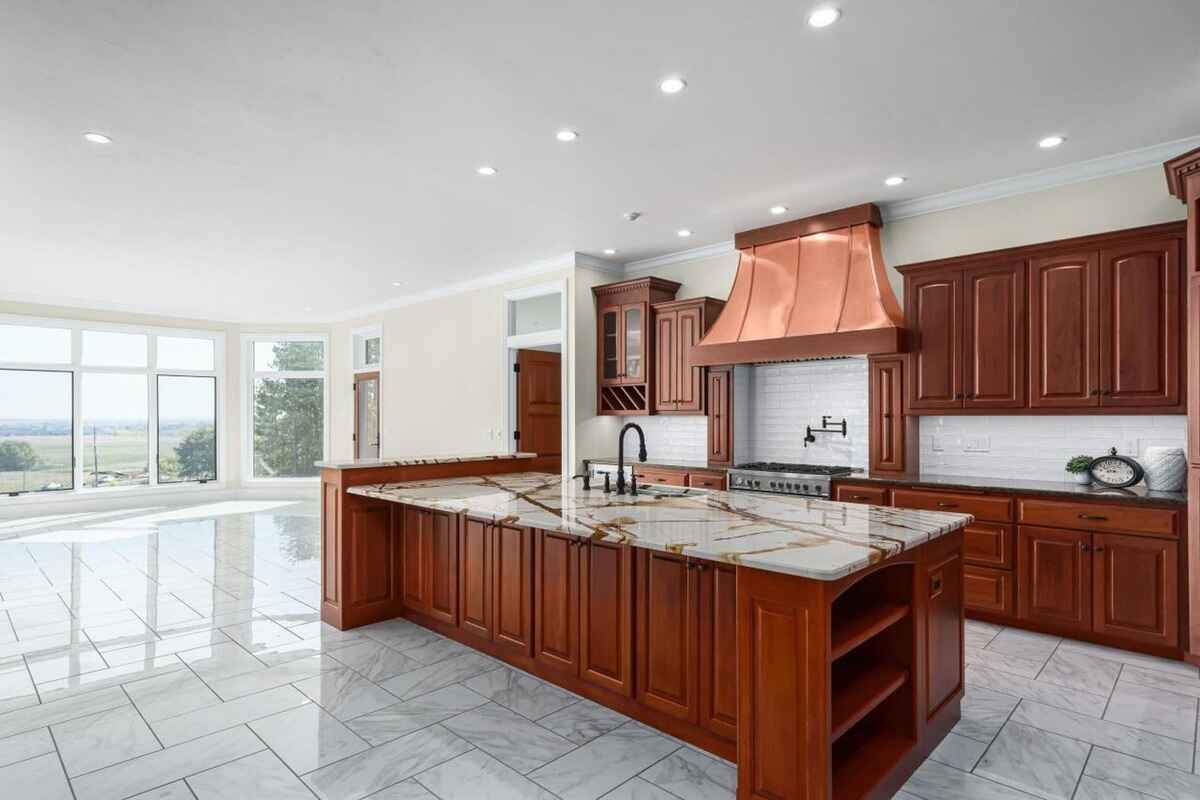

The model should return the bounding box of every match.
[1088,448,1144,488]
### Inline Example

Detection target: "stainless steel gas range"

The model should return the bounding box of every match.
[726,462,854,499]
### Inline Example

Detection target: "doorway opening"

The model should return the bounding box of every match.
[353,370,380,459]
[504,280,570,478]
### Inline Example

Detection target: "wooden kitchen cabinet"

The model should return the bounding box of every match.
[706,366,733,466]
[593,277,681,415]
[697,562,738,741]
[492,522,534,656]
[401,506,458,624]
[402,506,430,612]
[905,268,961,410]
[834,483,891,506]
[925,546,964,717]
[1099,238,1182,407]
[964,565,1014,617]
[579,539,634,696]
[652,297,724,414]
[962,260,1025,408]
[869,355,916,473]
[1092,533,1178,648]
[1017,525,1092,633]
[458,517,493,641]
[533,531,580,675]
[636,550,698,722]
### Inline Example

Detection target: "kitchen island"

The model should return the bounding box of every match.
[323,468,971,799]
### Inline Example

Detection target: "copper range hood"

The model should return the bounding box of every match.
[691,203,905,365]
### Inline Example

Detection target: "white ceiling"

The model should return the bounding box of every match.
[2,0,1199,322]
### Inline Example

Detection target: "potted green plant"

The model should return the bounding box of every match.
[1066,455,1093,485]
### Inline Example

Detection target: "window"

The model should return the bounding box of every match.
[158,375,216,483]
[0,369,73,493]
[0,315,223,497]
[245,337,327,480]
[351,326,382,371]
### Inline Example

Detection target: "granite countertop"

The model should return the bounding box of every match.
[315,452,537,470]
[840,472,1187,507]
[347,472,972,581]
[585,457,722,472]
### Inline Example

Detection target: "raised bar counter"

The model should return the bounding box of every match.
[348,471,971,580]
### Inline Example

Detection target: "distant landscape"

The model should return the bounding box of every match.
[0,418,215,492]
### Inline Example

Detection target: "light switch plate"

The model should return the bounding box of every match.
[964,435,991,453]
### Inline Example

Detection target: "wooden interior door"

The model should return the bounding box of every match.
[1017,525,1092,633]
[598,306,622,385]
[516,350,561,461]
[1092,533,1178,647]
[697,562,738,741]
[906,269,962,409]
[706,367,732,466]
[962,261,1025,408]
[353,371,381,459]
[426,510,458,625]
[1029,252,1100,408]
[533,531,579,675]
[636,550,698,722]
[458,518,492,642]
[401,506,430,612]
[579,540,634,696]
[654,310,677,412]
[492,523,534,656]
[675,305,704,412]
[1099,239,1182,407]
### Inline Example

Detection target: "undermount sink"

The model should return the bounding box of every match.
[636,485,698,498]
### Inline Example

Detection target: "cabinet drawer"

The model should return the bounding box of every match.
[635,467,688,487]
[964,523,1014,569]
[892,488,1012,523]
[964,565,1013,617]
[687,471,726,490]
[834,484,890,506]
[1017,498,1178,538]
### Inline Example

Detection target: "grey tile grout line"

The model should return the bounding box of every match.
[1068,744,1096,800]
[119,682,166,750]
[43,720,80,800]
[241,721,322,799]
[1100,662,1125,719]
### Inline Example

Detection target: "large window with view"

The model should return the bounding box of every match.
[246,337,327,480]
[0,317,222,497]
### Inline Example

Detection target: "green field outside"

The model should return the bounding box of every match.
[0,428,196,493]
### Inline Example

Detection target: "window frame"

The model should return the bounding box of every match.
[242,332,330,484]
[155,373,218,485]
[350,324,384,457]
[0,313,225,501]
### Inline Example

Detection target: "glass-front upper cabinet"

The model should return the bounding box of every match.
[598,302,648,386]
[623,304,643,381]
[600,307,620,382]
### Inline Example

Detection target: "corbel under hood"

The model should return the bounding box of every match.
[690,203,905,365]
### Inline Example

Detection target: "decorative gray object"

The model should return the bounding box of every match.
[1141,446,1186,492]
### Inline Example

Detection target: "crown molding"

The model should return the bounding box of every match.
[622,240,736,273]
[574,253,625,274]
[882,134,1200,222]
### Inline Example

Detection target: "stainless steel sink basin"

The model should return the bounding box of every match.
[636,485,697,498]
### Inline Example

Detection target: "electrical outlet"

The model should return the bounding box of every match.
[964,435,991,453]
[931,435,945,452]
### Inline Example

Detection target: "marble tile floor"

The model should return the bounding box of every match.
[2,499,1200,799]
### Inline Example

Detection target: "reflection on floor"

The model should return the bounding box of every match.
[0,499,1198,799]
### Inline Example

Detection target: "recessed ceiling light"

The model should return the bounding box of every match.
[884,175,906,187]
[659,76,687,95]
[82,131,112,144]
[769,205,788,215]
[677,229,693,238]
[556,130,578,142]
[303,306,313,312]
[603,248,617,255]
[1038,135,1065,149]
[476,165,497,176]
[391,281,404,287]
[807,7,841,27]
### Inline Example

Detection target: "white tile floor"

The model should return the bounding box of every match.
[0,499,1198,799]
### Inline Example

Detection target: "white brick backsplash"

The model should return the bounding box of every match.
[920,414,1186,482]
[622,357,870,468]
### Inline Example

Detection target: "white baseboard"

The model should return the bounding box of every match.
[0,483,319,521]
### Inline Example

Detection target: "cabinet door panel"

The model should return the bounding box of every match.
[706,367,733,466]
[963,261,1025,408]
[1029,252,1099,407]
[620,303,647,384]
[654,310,676,412]
[1099,239,1182,407]
[458,518,492,641]
[869,356,909,472]
[1093,533,1178,648]
[926,550,964,717]
[427,511,458,625]
[906,270,962,409]
[963,523,1013,569]
[402,506,429,612]
[579,540,633,696]
[636,551,697,722]
[698,563,738,741]
[964,565,1014,617]
[493,523,534,656]
[1017,525,1091,632]
[676,306,704,412]
[534,532,579,675]
[599,307,621,385]
[346,505,397,612]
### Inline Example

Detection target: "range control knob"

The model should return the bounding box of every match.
[802,483,810,491]
[751,479,760,488]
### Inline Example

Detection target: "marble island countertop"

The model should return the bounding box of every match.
[347,472,972,580]
[315,452,537,470]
